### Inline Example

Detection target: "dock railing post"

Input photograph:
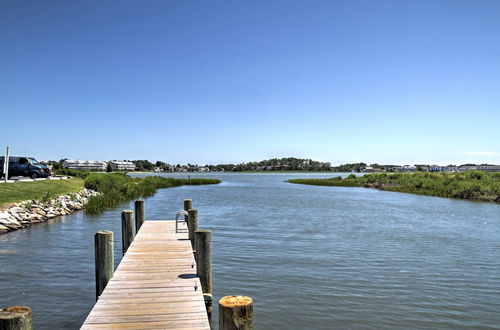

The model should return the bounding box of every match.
[121,210,135,255]
[195,229,212,315]
[183,199,192,215]
[0,306,32,330]
[134,200,144,233]
[187,209,198,249]
[219,296,253,330]
[95,230,114,300]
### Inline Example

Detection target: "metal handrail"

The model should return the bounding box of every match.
[175,210,189,233]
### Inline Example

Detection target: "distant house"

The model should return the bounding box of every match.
[442,166,458,172]
[63,160,106,171]
[108,160,136,171]
[428,165,458,172]
[460,165,500,172]
[416,165,430,172]
[429,165,441,172]
[478,165,500,172]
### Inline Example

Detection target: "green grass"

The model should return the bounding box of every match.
[0,178,84,207]
[84,173,220,214]
[288,171,500,203]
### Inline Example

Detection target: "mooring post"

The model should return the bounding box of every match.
[121,210,135,255]
[183,199,192,223]
[0,306,32,330]
[187,209,198,249]
[95,230,114,300]
[134,200,144,233]
[219,296,253,330]
[183,199,192,213]
[195,229,212,315]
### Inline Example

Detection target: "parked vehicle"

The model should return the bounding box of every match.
[0,156,51,179]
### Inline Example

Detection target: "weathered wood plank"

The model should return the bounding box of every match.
[81,221,210,329]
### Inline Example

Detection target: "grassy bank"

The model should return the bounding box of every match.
[84,173,220,214]
[288,171,500,203]
[0,178,84,207]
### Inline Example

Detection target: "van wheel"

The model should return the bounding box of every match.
[31,172,39,179]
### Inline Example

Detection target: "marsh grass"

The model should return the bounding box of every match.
[84,173,220,214]
[288,171,500,203]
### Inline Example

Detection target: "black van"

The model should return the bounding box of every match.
[0,156,51,179]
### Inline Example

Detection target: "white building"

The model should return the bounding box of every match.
[62,160,107,171]
[459,165,500,172]
[108,160,136,171]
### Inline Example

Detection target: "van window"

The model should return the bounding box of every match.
[19,158,28,165]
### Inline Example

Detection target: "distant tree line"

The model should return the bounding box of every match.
[44,157,495,174]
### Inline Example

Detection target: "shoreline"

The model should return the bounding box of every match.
[288,172,500,204]
[0,188,99,234]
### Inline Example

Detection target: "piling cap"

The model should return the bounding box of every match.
[219,295,253,308]
[96,230,113,235]
[3,306,31,314]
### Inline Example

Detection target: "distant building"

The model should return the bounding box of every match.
[477,165,500,172]
[429,165,441,172]
[62,160,107,171]
[459,165,500,172]
[108,160,136,171]
[429,165,459,172]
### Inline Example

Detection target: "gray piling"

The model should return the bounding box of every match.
[121,210,135,255]
[134,200,144,233]
[187,209,198,249]
[94,230,114,300]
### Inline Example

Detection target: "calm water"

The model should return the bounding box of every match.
[0,173,499,329]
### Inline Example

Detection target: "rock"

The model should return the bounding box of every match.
[0,224,9,233]
[9,212,23,221]
[0,187,98,233]
[4,222,21,230]
[0,212,11,219]
[0,217,19,225]
[32,208,47,216]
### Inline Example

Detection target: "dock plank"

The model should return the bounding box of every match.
[81,221,210,330]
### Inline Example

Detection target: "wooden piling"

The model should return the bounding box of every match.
[94,230,114,300]
[183,199,192,223]
[183,199,192,212]
[0,306,32,330]
[219,296,253,330]
[121,209,135,255]
[195,229,212,315]
[134,200,144,233]
[187,209,198,249]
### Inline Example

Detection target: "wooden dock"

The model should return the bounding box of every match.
[81,220,211,329]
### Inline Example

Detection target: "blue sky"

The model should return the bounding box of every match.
[1,0,499,165]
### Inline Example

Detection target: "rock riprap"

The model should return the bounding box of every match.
[0,188,99,234]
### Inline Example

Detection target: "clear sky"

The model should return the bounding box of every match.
[1,0,499,165]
